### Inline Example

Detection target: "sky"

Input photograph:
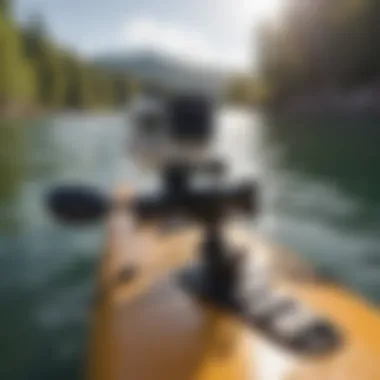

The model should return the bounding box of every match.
[14,0,283,71]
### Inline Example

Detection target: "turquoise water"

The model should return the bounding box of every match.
[1,111,380,379]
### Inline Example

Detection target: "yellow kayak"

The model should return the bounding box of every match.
[87,190,380,380]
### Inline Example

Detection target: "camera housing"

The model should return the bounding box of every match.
[129,93,216,167]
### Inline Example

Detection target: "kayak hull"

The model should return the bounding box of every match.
[88,191,380,380]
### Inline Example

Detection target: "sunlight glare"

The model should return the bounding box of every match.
[243,0,283,22]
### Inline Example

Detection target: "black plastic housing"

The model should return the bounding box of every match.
[132,181,256,223]
[46,181,256,226]
[47,186,109,225]
[166,95,214,144]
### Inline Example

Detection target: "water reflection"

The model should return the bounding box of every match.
[1,111,380,380]
[258,115,380,298]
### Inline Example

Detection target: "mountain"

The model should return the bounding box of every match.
[92,50,229,95]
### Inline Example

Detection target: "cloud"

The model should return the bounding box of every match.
[123,17,246,70]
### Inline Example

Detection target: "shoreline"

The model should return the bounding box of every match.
[269,85,380,115]
[0,108,124,123]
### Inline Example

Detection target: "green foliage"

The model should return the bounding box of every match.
[0,0,10,16]
[62,56,92,109]
[0,15,35,109]
[0,1,140,116]
[110,75,135,106]
[257,0,380,105]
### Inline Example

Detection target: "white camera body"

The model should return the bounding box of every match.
[128,94,216,168]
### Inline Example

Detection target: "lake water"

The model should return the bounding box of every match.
[1,111,380,379]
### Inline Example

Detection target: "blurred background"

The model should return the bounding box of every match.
[2,0,380,379]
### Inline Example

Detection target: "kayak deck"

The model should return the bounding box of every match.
[88,195,380,380]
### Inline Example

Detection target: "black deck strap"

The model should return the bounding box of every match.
[179,264,342,357]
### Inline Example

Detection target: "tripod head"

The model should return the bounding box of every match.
[47,164,256,226]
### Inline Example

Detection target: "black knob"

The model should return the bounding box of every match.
[47,186,109,225]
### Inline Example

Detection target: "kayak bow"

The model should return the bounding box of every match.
[87,189,380,380]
